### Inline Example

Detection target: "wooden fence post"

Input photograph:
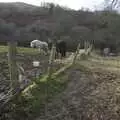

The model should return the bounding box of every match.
[84,41,87,53]
[86,42,93,56]
[8,41,19,92]
[45,44,56,118]
[72,43,81,65]
[47,44,56,79]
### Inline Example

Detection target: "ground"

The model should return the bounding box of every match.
[1,46,120,120]
[35,54,120,120]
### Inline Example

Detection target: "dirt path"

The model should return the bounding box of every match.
[35,64,120,120]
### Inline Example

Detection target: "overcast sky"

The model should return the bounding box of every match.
[0,0,105,10]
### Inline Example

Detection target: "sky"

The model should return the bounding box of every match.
[0,0,105,10]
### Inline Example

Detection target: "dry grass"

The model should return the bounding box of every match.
[78,53,120,74]
[0,45,40,55]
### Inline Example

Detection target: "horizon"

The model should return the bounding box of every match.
[0,0,105,11]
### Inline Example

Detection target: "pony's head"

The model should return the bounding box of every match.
[30,41,35,48]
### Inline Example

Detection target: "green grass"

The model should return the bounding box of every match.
[0,45,40,55]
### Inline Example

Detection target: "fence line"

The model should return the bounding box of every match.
[0,41,92,112]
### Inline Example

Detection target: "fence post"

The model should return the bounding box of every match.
[84,41,87,53]
[72,43,81,65]
[45,44,56,119]
[87,42,93,56]
[47,44,56,79]
[8,41,19,92]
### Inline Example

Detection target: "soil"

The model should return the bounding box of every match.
[1,52,120,120]
[35,65,120,120]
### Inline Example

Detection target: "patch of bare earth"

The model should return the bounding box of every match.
[36,65,120,120]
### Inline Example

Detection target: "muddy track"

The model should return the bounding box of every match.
[36,66,120,120]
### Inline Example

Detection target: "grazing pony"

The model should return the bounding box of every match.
[48,39,67,59]
[56,40,66,59]
[30,40,49,55]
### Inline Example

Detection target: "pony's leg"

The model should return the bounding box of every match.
[63,50,66,57]
[60,53,62,59]
[45,47,49,55]
[44,48,46,55]
[55,52,57,59]
[59,50,62,59]
[58,53,60,59]
[38,47,41,53]
[55,52,58,59]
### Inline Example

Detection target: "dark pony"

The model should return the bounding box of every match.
[48,39,67,59]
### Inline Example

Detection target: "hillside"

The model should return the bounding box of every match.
[0,2,36,9]
[0,2,120,52]
[0,2,50,25]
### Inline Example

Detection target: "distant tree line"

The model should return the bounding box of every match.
[0,2,120,52]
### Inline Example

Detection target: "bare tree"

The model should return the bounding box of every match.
[111,0,119,8]
[105,0,119,9]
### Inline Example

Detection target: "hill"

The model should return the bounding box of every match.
[0,2,120,52]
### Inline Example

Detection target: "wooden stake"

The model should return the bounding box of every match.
[45,44,56,118]
[47,44,56,79]
[84,41,87,52]
[8,41,19,92]
[72,43,81,65]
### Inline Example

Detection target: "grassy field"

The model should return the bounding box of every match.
[0,45,40,55]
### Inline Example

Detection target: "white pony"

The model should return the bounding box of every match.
[30,39,49,55]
